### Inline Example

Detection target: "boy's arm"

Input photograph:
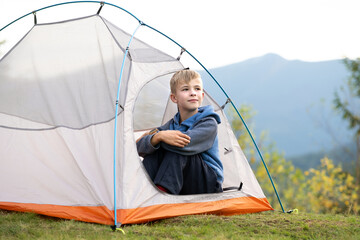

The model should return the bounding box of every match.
[151,130,190,148]
[136,126,190,156]
[161,117,218,156]
[136,132,159,157]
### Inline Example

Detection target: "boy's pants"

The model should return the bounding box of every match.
[142,148,222,195]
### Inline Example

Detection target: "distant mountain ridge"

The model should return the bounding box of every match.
[200,53,352,157]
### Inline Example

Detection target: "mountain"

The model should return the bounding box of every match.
[201,53,353,157]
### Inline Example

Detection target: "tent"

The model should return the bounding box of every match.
[0,2,274,226]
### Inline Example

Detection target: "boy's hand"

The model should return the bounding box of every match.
[151,130,190,147]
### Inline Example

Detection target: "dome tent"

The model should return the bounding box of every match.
[0,2,276,227]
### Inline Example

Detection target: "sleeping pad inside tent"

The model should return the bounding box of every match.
[0,14,273,225]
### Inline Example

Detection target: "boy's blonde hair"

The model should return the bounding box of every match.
[170,69,202,93]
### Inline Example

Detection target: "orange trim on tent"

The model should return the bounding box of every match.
[0,196,272,225]
[119,196,273,224]
[0,202,114,225]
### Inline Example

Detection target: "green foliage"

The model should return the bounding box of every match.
[227,104,267,164]
[304,158,359,214]
[229,104,360,214]
[334,57,360,193]
[334,59,360,133]
[255,149,307,212]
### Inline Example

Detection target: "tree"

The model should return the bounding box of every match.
[229,104,359,214]
[334,58,360,188]
[304,158,359,214]
[227,104,259,164]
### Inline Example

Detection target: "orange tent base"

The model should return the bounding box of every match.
[0,196,273,225]
[120,196,273,224]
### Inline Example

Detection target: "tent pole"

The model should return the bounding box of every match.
[112,22,142,230]
[1,1,141,32]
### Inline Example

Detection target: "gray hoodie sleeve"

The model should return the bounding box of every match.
[136,121,171,157]
[160,116,217,156]
[136,133,159,157]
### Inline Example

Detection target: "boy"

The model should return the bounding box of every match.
[136,69,223,195]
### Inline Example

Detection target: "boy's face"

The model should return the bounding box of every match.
[170,77,204,114]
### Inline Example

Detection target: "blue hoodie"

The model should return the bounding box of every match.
[137,105,224,183]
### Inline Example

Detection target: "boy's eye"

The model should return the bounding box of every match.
[182,88,188,91]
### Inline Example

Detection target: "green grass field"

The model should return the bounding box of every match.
[0,209,359,239]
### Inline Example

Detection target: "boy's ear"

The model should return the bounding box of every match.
[170,93,177,103]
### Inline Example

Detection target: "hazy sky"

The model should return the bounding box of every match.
[1,0,360,68]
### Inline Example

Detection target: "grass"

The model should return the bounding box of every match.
[0,209,359,239]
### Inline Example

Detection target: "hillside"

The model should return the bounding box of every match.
[201,53,353,158]
[288,142,356,174]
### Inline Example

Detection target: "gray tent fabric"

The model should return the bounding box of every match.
[0,14,271,225]
[0,15,179,130]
